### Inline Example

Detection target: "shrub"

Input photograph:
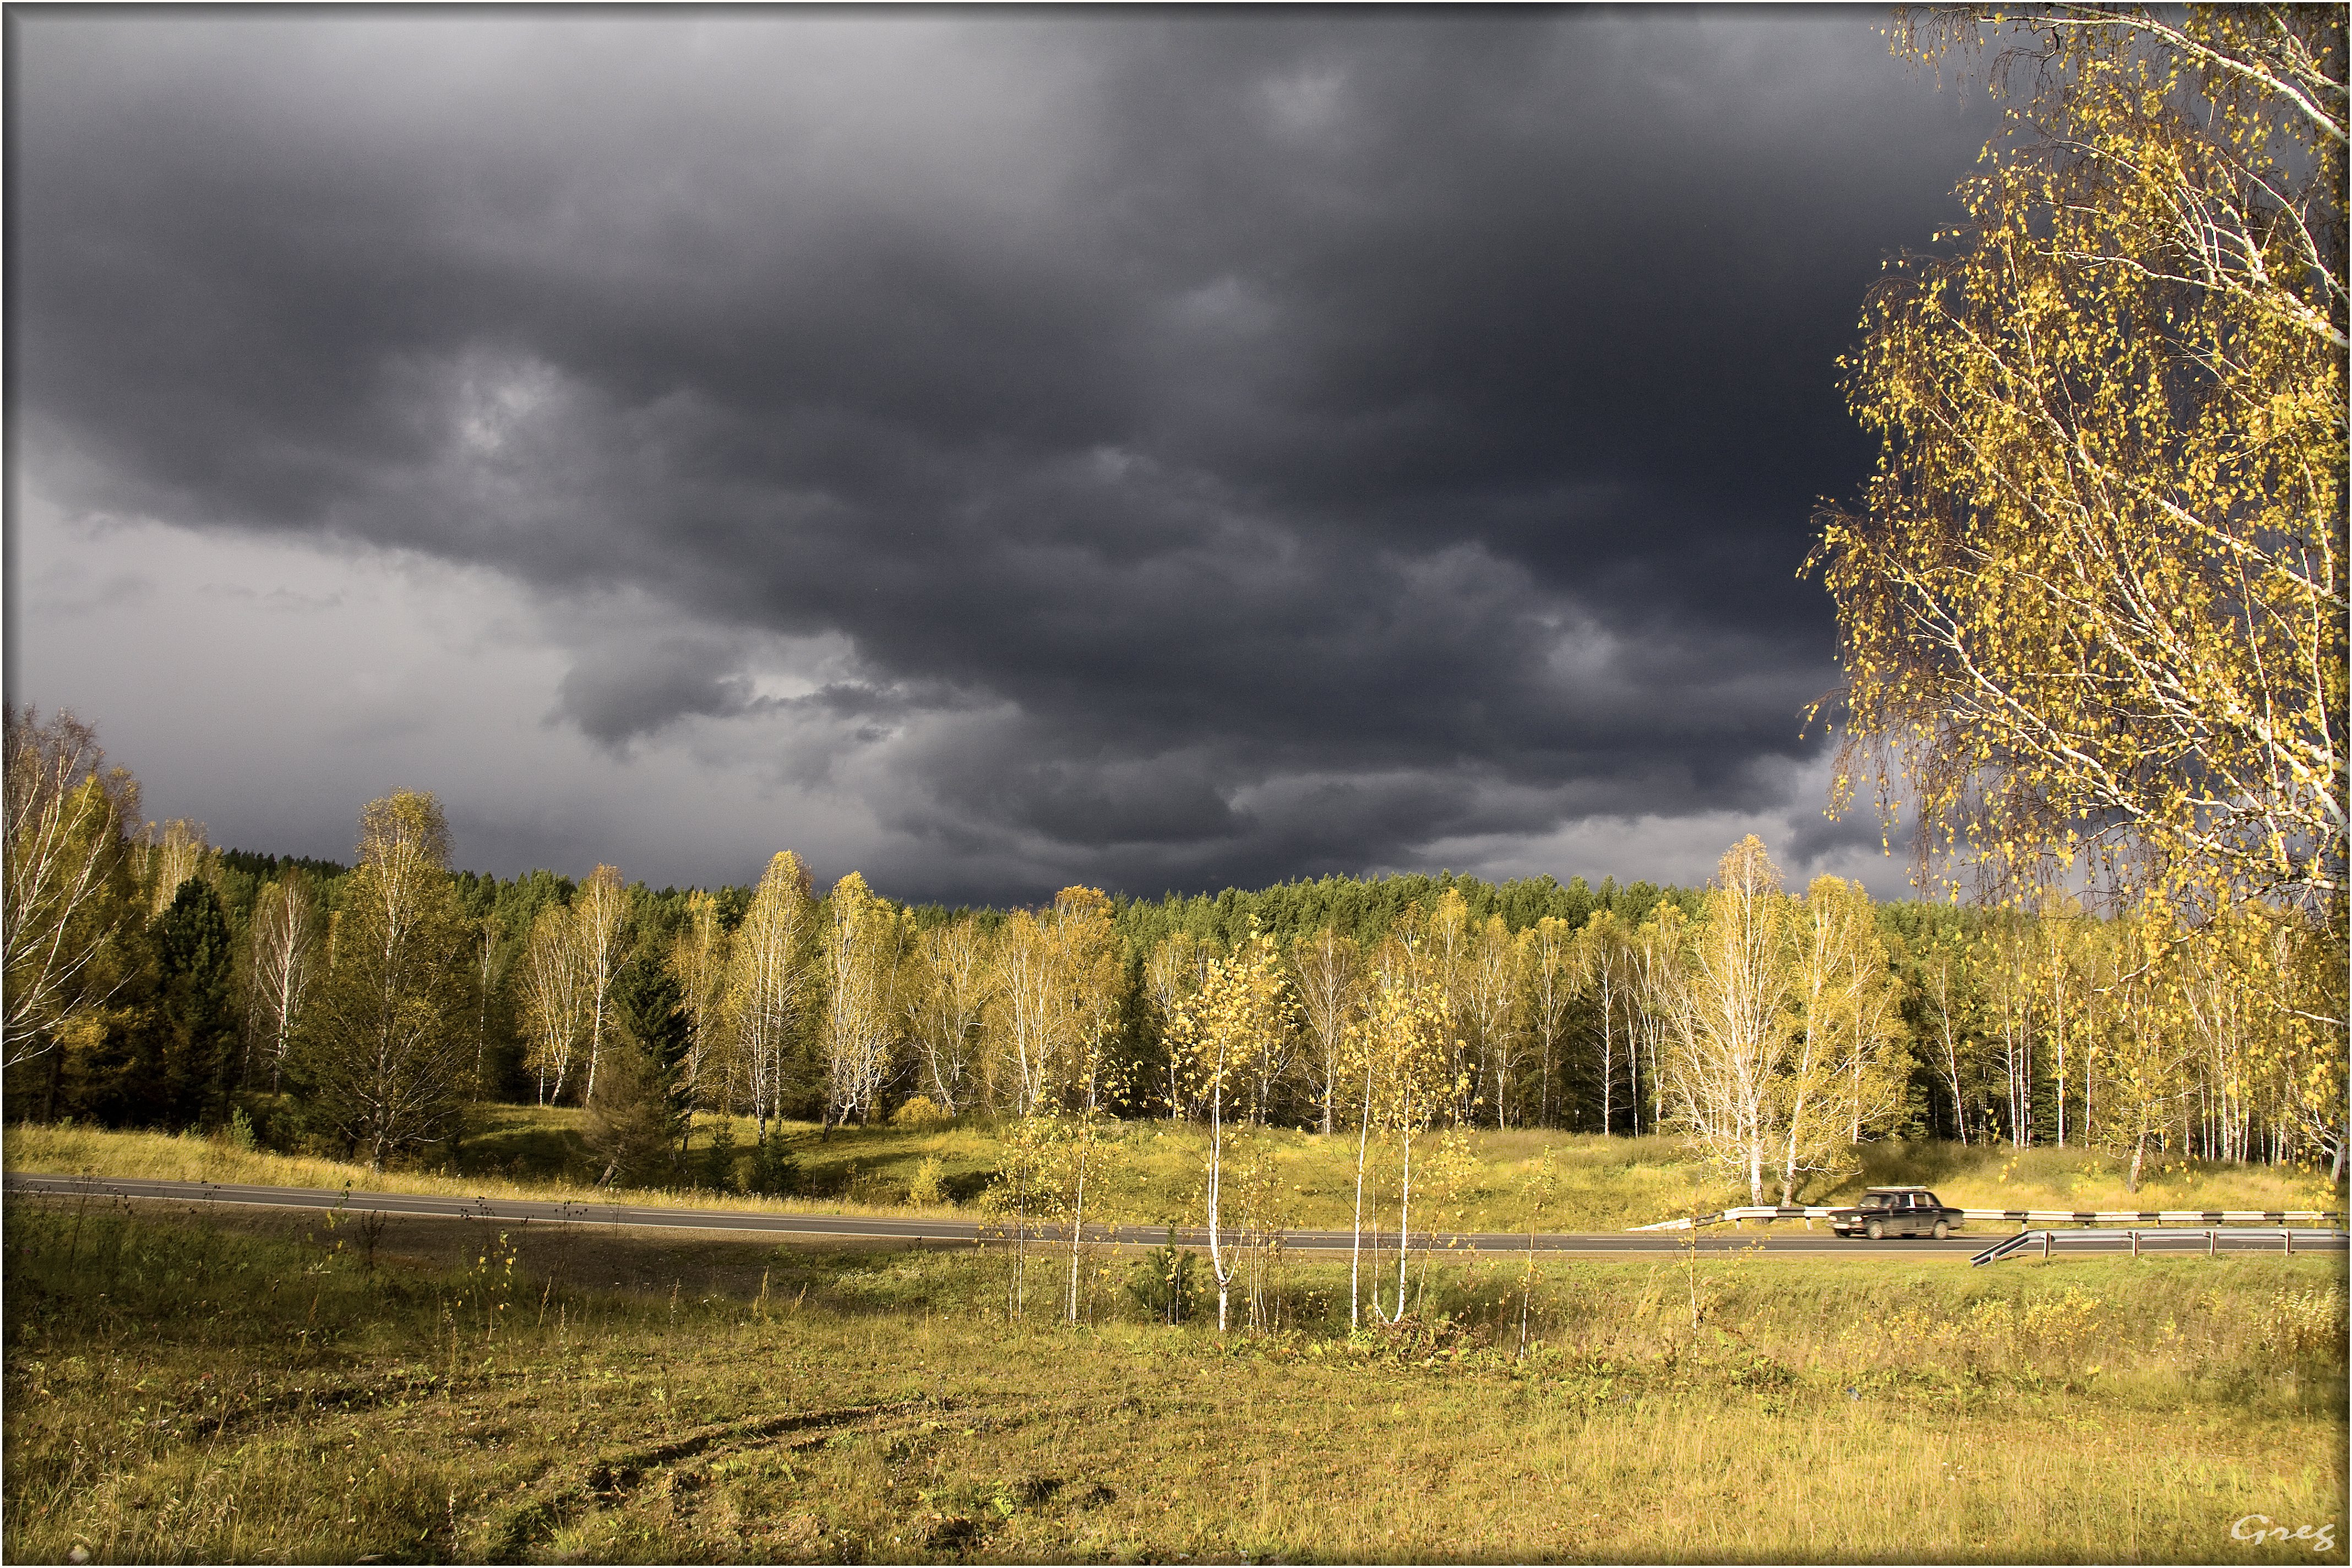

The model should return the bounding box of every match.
[892,1097,952,1129]
[1127,1235,1202,1326]
[728,1136,801,1197]
[703,1117,737,1190]
[907,1156,946,1207]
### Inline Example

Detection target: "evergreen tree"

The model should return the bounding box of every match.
[153,878,237,1126]
[585,952,693,1186]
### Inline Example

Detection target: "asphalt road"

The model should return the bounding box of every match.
[6,1170,1979,1255]
[24,1172,2335,1259]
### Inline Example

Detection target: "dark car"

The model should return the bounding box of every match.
[1829,1186,1962,1240]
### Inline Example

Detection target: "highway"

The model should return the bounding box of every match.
[20,1171,2340,1260]
[7,1170,1978,1255]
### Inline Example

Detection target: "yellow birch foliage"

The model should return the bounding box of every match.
[1811,7,2345,924]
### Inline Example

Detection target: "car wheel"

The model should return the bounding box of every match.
[1933,1219,1950,1240]
[1866,1219,1883,1241]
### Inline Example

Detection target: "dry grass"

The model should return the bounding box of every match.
[4,1195,2344,1563]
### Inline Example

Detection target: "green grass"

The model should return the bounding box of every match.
[4,1196,2343,1562]
[12,1112,2344,1238]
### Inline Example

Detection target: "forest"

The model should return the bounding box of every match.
[7,704,2343,1213]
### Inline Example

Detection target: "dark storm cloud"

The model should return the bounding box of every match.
[556,632,753,747]
[8,8,1989,901]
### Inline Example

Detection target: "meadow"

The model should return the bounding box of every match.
[3,1190,2344,1564]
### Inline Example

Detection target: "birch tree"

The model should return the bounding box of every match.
[1350,928,1453,1326]
[2095,900,2201,1190]
[1660,837,1790,1206]
[1144,930,1213,1118]
[1916,931,1979,1145]
[905,916,992,1112]
[1814,6,2346,932]
[667,889,731,1114]
[3,706,141,1075]
[993,910,1058,1117]
[728,851,815,1142]
[243,870,320,1094]
[1049,888,1125,1113]
[1572,910,1636,1136]
[1525,914,1576,1129]
[574,864,633,1104]
[1424,888,1477,1121]
[1166,923,1295,1331]
[819,872,903,1128]
[518,903,587,1104]
[1289,926,1360,1135]
[1776,875,1903,1203]
[1628,906,1688,1139]
[142,819,209,918]
[1463,914,1526,1128]
[293,791,475,1169]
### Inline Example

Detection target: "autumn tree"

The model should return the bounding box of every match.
[291,791,475,1169]
[1463,914,1526,1128]
[1626,905,1687,1138]
[1343,923,1453,1327]
[243,870,320,1093]
[1289,926,1360,1134]
[2094,900,2203,1190]
[727,851,815,1142]
[905,916,992,1112]
[1659,837,1792,1206]
[993,910,1059,1117]
[1913,927,1982,1144]
[1373,942,1458,1325]
[667,889,731,1125]
[574,864,633,1103]
[1776,875,1905,1203]
[1048,888,1125,1112]
[143,818,209,918]
[992,888,1123,1116]
[819,872,903,1129]
[1143,929,1213,1118]
[1525,913,1577,1129]
[1166,923,1297,1331]
[1812,6,2345,935]
[3,705,142,1077]
[1423,888,1477,1122]
[517,903,587,1104]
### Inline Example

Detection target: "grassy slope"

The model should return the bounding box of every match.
[4,1200,2344,1563]
[9,1108,2344,1234]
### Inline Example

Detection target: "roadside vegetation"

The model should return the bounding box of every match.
[6,1197,2343,1564]
[11,1112,2343,1235]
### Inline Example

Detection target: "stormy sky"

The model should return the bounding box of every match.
[7,7,1993,905]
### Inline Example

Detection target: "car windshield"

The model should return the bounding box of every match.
[1862,1194,1892,1208]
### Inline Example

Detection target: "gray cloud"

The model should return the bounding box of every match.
[7,8,1989,902]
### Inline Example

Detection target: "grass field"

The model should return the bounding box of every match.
[3,1193,2343,1563]
[10,1109,2344,1235]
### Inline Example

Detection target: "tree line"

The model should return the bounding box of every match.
[8,704,2340,1201]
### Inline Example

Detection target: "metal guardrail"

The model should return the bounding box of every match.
[1631,1205,2345,1232]
[1971,1227,2351,1266]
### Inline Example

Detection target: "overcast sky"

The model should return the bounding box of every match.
[7,7,1993,905]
